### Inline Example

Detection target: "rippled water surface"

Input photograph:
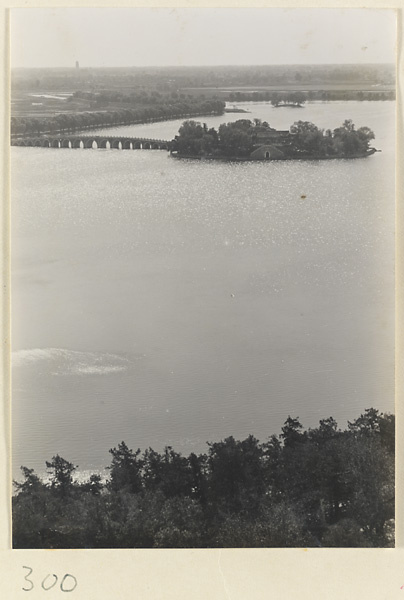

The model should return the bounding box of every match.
[12,102,395,477]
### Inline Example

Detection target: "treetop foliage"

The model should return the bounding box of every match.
[13,409,394,549]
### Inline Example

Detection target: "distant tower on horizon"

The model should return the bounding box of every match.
[75,61,79,69]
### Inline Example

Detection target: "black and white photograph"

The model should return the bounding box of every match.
[10,7,396,550]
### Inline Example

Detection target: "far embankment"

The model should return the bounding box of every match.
[10,96,225,139]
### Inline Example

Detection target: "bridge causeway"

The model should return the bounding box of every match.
[11,135,172,150]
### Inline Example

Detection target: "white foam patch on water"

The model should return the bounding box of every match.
[75,364,127,375]
[12,347,135,376]
[13,348,58,366]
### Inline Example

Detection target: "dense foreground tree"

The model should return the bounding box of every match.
[13,408,394,549]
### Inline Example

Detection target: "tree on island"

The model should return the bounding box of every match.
[332,119,375,156]
[290,120,325,153]
[289,119,375,156]
[218,122,255,157]
[174,120,219,156]
[271,91,306,107]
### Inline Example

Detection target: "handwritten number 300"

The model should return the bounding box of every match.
[23,567,77,592]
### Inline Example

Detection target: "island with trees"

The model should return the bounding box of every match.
[13,408,394,549]
[170,118,378,161]
[270,91,306,107]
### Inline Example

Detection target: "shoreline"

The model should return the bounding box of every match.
[170,148,378,162]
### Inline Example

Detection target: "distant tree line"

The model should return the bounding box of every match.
[10,98,225,137]
[12,63,395,93]
[172,118,376,159]
[226,90,395,103]
[13,408,394,549]
[70,89,215,106]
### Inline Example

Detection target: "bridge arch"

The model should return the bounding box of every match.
[15,135,172,152]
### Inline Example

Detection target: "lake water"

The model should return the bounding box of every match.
[12,101,395,479]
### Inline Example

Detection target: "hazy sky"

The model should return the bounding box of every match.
[10,8,396,69]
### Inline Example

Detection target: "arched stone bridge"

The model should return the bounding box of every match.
[11,135,172,151]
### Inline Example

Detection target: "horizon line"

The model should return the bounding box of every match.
[12,61,396,70]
